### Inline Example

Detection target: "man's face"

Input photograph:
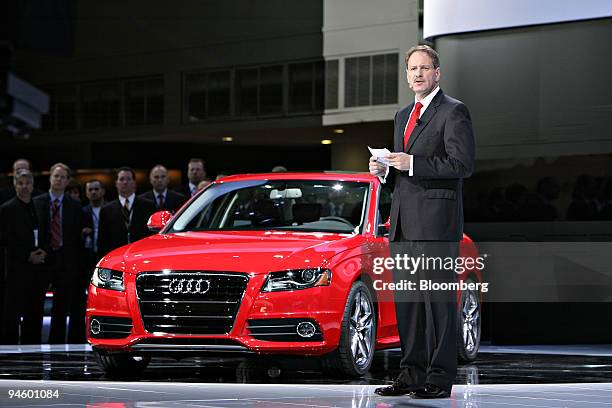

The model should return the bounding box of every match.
[116,170,136,197]
[150,167,169,192]
[49,167,69,192]
[406,51,440,99]
[15,176,33,202]
[86,181,105,204]
[188,162,205,184]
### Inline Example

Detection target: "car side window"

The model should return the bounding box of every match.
[377,185,392,225]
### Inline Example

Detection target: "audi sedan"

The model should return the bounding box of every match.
[87,172,482,378]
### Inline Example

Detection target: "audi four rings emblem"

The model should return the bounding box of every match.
[168,278,211,294]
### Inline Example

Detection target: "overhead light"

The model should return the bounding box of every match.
[321,139,333,145]
[222,136,233,142]
[333,128,344,134]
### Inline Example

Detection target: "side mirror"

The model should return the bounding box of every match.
[377,217,390,236]
[147,210,172,232]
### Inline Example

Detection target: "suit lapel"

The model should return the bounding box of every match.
[113,200,127,232]
[405,90,444,153]
[395,104,413,152]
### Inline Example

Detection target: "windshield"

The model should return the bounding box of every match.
[167,179,370,234]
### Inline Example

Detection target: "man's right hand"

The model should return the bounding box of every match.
[369,156,386,177]
[28,248,47,264]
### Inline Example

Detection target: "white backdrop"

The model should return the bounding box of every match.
[424,0,612,39]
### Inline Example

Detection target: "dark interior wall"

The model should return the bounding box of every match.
[436,18,612,161]
[13,0,324,83]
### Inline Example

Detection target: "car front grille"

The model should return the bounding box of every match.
[136,271,249,335]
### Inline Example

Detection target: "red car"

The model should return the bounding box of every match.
[87,172,482,378]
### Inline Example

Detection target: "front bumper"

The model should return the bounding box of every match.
[86,271,344,356]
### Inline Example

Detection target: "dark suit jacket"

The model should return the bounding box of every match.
[174,184,195,199]
[138,189,186,214]
[389,90,475,241]
[0,197,43,269]
[33,193,83,253]
[98,196,156,256]
[81,204,102,263]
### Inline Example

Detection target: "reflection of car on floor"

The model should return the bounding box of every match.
[87,172,483,378]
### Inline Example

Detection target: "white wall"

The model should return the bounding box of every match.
[322,0,419,126]
[424,0,612,40]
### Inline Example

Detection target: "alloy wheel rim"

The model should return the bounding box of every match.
[349,289,374,369]
[462,290,480,353]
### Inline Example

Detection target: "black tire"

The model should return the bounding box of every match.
[457,279,481,362]
[322,281,377,377]
[94,348,151,379]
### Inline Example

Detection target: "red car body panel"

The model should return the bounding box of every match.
[87,172,481,356]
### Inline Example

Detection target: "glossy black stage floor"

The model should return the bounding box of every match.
[1,345,612,407]
[0,344,611,384]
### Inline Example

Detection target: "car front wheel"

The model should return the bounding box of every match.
[322,281,377,377]
[94,348,151,379]
[457,279,481,362]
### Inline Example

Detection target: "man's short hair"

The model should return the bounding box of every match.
[14,168,34,185]
[13,158,32,172]
[116,166,136,180]
[188,158,205,167]
[50,162,71,176]
[405,45,440,69]
[150,164,168,175]
[86,178,103,187]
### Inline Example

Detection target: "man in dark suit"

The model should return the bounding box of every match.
[139,165,186,213]
[98,167,156,256]
[34,163,83,344]
[370,45,475,399]
[70,179,106,343]
[175,158,206,198]
[0,169,48,344]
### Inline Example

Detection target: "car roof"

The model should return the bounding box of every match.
[217,172,378,184]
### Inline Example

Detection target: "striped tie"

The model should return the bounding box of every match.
[50,198,61,250]
[121,199,131,229]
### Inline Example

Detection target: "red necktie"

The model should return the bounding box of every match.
[50,198,61,250]
[403,102,423,150]
[157,193,165,210]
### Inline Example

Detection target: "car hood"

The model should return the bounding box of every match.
[101,230,363,275]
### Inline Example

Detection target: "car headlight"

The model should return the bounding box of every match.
[261,268,331,292]
[91,268,125,291]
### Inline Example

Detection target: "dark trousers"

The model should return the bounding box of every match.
[1,262,48,344]
[390,219,458,393]
[68,249,99,343]
[47,248,79,344]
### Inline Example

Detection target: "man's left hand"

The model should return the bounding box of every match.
[386,153,411,171]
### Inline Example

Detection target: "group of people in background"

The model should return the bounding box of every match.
[0,157,212,345]
[466,176,612,222]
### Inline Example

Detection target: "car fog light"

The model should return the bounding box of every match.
[296,321,316,338]
[90,318,101,335]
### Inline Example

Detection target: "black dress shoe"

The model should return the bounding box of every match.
[414,384,450,399]
[374,381,416,397]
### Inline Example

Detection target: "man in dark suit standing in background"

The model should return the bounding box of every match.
[370,45,475,399]
[139,165,186,213]
[34,163,83,344]
[98,167,156,256]
[71,179,106,343]
[0,169,48,344]
[175,158,206,198]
